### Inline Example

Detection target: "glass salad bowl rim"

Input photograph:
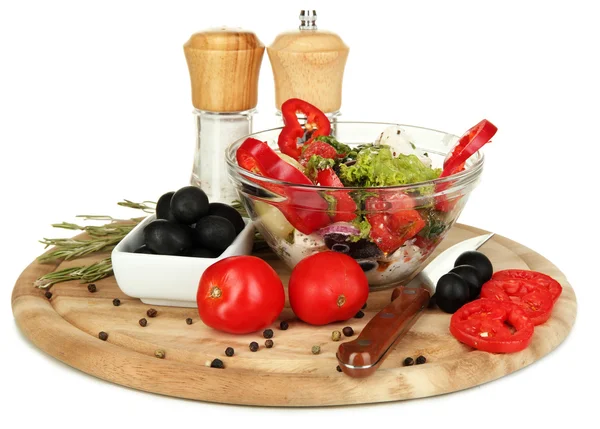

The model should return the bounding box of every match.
[226,121,484,192]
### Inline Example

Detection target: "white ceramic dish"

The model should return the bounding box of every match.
[112,214,255,308]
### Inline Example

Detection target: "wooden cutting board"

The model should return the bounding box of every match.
[11,224,577,407]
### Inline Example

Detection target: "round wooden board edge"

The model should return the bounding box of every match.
[11,224,578,407]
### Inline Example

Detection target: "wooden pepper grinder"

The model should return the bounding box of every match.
[184,27,265,203]
[267,10,349,125]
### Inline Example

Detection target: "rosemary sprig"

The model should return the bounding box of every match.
[34,257,113,289]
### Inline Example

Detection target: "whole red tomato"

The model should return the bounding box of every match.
[288,252,369,325]
[197,256,285,334]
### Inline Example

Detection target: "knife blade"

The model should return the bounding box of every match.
[336,232,494,378]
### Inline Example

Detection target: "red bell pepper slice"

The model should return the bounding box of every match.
[278,98,332,160]
[316,168,357,222]
[236,138,331,234]
[450,299,534,353]
[365,193,425,254]
[435,119,498,211]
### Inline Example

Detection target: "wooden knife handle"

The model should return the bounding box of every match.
[336,286,430,378]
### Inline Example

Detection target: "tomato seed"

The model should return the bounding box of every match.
[263,329,274,339]
[186,318,193,325]
[225,347,234,357]
[416,356,427,365]
[87,283,97,293]
[279,321,289,330]
[147,308,157,318]
[139,318,147,327]
[265,340,274,348]
[403,357,414,366]
[210,359,224,369]
[249,342,259,352]
[112,298,121,306]
[342,327,354,337]
[331,330,342,341]
[98,331,108,341]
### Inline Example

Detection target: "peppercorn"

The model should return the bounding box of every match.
[249,341,259,352]
[342,326,354,337]
[87,283,97,293]
[362,303,367,310]
[147,308,157,318]
[139,318,147,327]
[336,365,342,373]
[331,330,342,341]
[154,349,165,359]
[98,331,108,341]
[263,328,274,339]
[225,347,234,357]
[265,339,274,348]
[186,318,193,325]
[403,357,414,366]
[112,298,121,306]
[279,320,289,330]
[210,359,224,369]
[354,310,365,319]
[44,291,52,299]
[311,345,320,355]
[416,355,427,365]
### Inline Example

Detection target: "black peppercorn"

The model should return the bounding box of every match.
[263,328,274,339]
[279,321,289,330]
[336,365,342,372]
[147,308,157,318]
[98,331,108,341]
[139,318,147,327]
[354,310,365,319]
[225,347,234,357]
[342,326,354,337]
[403,357,414,366]
[265,339,274,348]
[87,283,97,293]
[44,291,52,299]
[362,303,367,310]
[112,298,121,306]
[416,355,427,365]
[186,318,193,325]
[249,341,259,352]
[210,359,224,369]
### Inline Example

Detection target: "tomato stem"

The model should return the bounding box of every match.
[337,294,346,308]
[209,286,222,299]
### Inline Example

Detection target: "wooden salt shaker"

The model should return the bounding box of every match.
[184,27,265,203]
[267,10,349,123]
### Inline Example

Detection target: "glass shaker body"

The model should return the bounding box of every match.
[190,109,255,204]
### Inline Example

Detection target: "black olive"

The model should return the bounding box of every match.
[180,247,217,258]
[358,260,378,272]
[455,251,493,283]
[134,244,156,254]
[143,220,193,255]
[450,265,483,300]
[170,186,209,224]
[435,273,470,314]
[323,233,382,259]
[331,243,350,254]
[208,202,245,235]
[156,191,177,222]
[195,216,236,252]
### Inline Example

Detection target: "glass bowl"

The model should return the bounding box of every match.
[226,122,484,290]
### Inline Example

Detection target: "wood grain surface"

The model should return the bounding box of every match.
[11,224,577,407]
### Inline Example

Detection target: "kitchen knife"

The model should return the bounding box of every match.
[336,233,494,378]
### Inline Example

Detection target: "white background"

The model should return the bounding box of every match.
[1,0,598,428]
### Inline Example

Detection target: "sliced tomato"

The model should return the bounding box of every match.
[316,168,357,222]
[450,299,534,353]
[366,193,425,254]
[492,270,562,304]
[299,140,338,166]
[480,279,554,325]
